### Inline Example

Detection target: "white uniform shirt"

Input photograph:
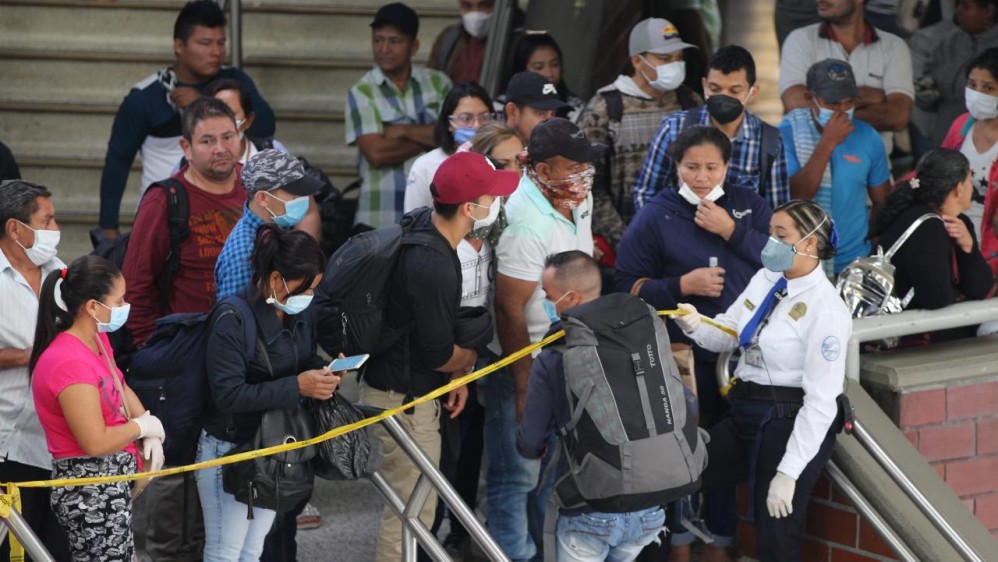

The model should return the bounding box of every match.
[687,266,852,479]
[0,247,65,469]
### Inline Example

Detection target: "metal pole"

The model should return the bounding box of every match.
[824,461,919,562]
[851,420,985,562]
[480,0,515,98]
[380,415,511,562]
[0,507,56,562]
[228,0,242,69]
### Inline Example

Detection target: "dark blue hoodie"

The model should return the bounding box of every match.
[615,187,772,357]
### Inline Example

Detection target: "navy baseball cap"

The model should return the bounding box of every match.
[505,72,570,111]
[806,59,860,103]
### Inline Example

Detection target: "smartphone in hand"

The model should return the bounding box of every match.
[329,353,370,372]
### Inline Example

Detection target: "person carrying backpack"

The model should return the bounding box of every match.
[199,224,339,562]
[518,251,702,562]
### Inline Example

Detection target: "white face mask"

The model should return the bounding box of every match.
[640,57,686,92]
[462,10,492,39]
[15,221,60,266]
[470,197,501,230]
[678,182,724,206]
[966,87,998,121]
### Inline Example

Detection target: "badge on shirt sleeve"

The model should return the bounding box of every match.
[789,302,807,321]
[743,299,756,311]
[821,336,841,361]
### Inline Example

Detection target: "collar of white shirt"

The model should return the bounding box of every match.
[762,265,826,299]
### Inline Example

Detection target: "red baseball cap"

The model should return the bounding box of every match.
[432,152,520,204]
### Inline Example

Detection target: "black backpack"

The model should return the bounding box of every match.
[126,296,257,465]
[89,178,189,368]
[313,207,452,358]
[553,293,708,513]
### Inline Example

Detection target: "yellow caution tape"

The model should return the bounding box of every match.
[3,308,736,491]
[0,484,24,562]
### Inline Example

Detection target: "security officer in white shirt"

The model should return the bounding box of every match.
[673,199,851,562]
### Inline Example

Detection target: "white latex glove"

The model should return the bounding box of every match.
[671,303,701,333]
[132,411,166,441]
[766,471,796,519]
[141,437,165,473]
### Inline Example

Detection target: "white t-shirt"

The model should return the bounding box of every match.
[458,238,493,308]
[959,133,997,235]
[779,23,914,154]
[496,175,593,351]
[403,148,449,212]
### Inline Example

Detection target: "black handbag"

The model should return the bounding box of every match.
[307,394,377,481]
[221,338,316,517]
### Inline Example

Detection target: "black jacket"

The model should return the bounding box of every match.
[203,293,326,444]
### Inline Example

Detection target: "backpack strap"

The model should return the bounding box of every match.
[145,178,189,313]
[679,106,703,134]
[883,213,944,261]
[675,84,699,110]
[960,115,976,139]
[215,296,259,363]
[602,89,624,123]
[757,122,780,200]
[600,90,624,210]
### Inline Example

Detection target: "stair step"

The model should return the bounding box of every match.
[0,3,455,61]
[0,107,354,166]
[0,0,459,14]
[0,55,365,115]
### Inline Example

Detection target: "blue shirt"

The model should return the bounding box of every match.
[215,203,267,299]
[778,113,890,272]
[632,107,790,211]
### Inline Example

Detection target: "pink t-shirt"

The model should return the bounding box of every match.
[32,332,140,460]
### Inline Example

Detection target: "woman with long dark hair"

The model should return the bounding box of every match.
[511,32,586,121]
[31,255,165,562]
[198,224,338,562]
[871,148,993,342]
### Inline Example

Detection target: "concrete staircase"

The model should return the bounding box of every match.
[0,0,458,260]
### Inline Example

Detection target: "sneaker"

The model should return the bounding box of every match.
[442,531,468,559]
[296,502,322,530]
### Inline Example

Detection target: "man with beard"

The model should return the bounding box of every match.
[122,97,246,561]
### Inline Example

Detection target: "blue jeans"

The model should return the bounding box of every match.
[482,368,555,561]
[556,507,665,562]
[196,431,277,562]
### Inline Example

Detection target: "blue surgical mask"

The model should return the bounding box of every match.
[264,191,310,228]
[267,277,314,315]
[760,215,827,272]
[95,301,131,333]
[454,127,477,144]
[814,104,854,127]
[542,292,570,324]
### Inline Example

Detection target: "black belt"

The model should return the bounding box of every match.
[728,379,804,404]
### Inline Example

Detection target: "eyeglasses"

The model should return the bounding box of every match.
[448,112,496,127]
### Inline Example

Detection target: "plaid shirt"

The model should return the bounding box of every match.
[346,65,451,229]
[632,106,790,211]
[215,203,266,299]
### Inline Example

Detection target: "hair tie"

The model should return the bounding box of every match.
[910,177,920,189]
[828,218,840,249]
[54,278,68,312]
[60,268,68,280]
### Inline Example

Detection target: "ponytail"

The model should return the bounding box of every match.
[29,256,121,375]
[251,224,326,299]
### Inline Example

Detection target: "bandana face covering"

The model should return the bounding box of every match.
[529,166,596,209]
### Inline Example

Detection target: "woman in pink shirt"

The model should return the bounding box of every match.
[30,255,165,562]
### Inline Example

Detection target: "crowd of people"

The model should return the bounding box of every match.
[1,1,996,562]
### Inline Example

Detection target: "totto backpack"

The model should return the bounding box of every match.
[554,292,709,513]
[125,296,257,465]
[313,207,452,357]
[89,178,189,368]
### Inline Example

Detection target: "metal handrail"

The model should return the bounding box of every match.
[824,460,918,562]
[845,299,998,381]
[228,0,242,69]
[368,414,510,562]
[0,500,56,562]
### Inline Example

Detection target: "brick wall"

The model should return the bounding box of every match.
[899,380,998,540]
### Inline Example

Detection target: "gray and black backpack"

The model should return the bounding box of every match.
[554,292,709,513]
